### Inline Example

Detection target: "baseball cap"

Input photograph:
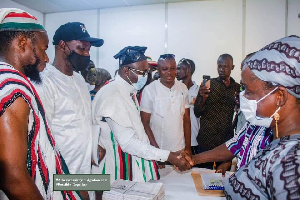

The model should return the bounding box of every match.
[53,22,104,47]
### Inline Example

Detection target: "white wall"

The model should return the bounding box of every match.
[99,4,166,77]
[245,0,286,55]
[42,0,298,83]
[287,0,300,36]
[0,0,44,25]
[168,0,243,84]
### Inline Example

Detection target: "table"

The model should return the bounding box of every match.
[155,166,226,200]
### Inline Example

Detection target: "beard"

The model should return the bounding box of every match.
[24,50,42,84]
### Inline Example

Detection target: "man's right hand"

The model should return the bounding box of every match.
[167,151,193,171]
[199,83,210,98]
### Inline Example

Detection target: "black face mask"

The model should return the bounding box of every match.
[65,44,90,72]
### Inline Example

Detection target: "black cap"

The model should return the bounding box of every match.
[53,22,104,47]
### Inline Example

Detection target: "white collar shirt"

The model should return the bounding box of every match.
[140,79,190,152]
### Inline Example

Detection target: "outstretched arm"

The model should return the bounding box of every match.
[0,98,43,199]
[106,118,192,171]
[194,143,234,164]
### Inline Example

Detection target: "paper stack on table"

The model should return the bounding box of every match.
[103,179,165,200]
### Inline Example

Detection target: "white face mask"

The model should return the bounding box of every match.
[127,69,148,91]
[240,87,280,127]
[132,74,148,90]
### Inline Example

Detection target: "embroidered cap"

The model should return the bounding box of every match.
[0,8,45,32]
[53,22,104,47]
[114,46,147,67]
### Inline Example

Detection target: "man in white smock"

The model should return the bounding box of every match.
[36,22,104,195]
[92,46,193,183]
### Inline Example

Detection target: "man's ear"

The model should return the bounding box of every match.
[18,34,28,52]
[232,65,235,70]
[58,40,66,51]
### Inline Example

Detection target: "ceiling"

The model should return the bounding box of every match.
[11,0,215,14]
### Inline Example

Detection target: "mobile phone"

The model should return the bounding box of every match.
[202,75,210,86]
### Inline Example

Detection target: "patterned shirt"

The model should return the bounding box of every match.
[226,121,273,169]
[0,62,80,199]
[194,77,240,150]
[225,134,300,200]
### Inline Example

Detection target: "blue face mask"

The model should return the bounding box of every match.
[240,87,280,127]
[126,68,148,91]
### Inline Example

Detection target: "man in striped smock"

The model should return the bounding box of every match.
[92,46,193,184]
[0,8,81,199]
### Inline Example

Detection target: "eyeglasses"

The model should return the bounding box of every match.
[128,67,150,77]
[158,54,175,60]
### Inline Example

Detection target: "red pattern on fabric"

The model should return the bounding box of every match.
[26,75,57,147]
[37,145,49,185]
[1,89,39,178]
[152,160,159,180]
[127,153,131,181]
[118,146,124,179]
[4,12,37,20]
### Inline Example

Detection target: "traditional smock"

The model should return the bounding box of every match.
[92,75,170,183]
[0,62,81,199]
[36,64,93,174]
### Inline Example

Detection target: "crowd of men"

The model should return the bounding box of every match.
[0,8,299,200]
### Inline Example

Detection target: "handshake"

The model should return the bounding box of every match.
[167,150,195,171]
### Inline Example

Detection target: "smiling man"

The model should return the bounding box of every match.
[92,47,192,184]
[140,54,192,168]
[35,22,104,199]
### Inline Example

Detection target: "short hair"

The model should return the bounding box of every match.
[179,58,195,74]
[0,31,37,53]
[218,53,233,63]
[157,54,175,67]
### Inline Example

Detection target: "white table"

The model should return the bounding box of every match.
[155,166,226,200]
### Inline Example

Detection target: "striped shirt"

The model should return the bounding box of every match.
[0,62,81,199]
[226,121,273,169]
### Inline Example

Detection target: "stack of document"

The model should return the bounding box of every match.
[103,179,165,200]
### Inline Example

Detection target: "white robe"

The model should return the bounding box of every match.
[36,63,93,174]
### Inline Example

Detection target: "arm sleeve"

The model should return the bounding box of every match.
[106,118,170,162]
[140,86,153,113]
[225,124,248,156]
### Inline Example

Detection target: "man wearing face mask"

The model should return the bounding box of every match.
[36,22,104,199]
[92,46,193,183]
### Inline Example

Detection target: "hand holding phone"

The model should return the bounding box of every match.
[202,75,211,88]
[199,75,211,98]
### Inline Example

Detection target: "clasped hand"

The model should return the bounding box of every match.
[168,150,194,171]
